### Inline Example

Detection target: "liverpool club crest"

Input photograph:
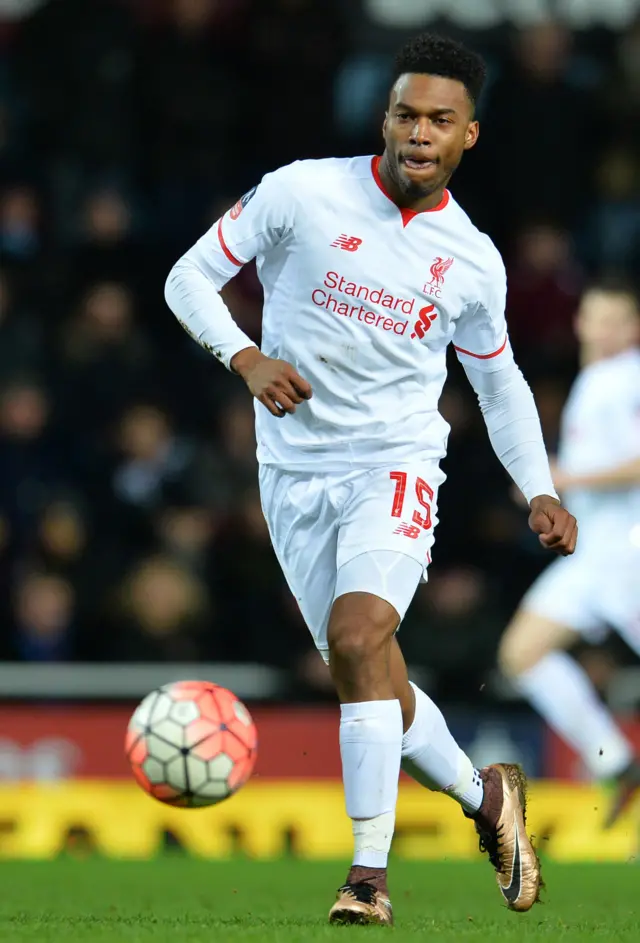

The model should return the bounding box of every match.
[429,256,454,289]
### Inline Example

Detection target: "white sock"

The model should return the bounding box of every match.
[401,682,484,814]
[517,650,633,778]
[340,699,402,869]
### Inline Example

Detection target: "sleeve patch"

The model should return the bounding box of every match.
[229,185,258,220]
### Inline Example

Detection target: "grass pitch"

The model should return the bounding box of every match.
[0,858,638,941]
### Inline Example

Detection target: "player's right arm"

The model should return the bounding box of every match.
[164,167,312,417]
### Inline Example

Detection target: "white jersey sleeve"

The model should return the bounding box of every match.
[213,166,296,269]
[164,165,296,370]
[452,247,508,368]
[452,246,557,503]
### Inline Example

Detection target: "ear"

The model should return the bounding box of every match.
[382,112,388,139]
[463,120,479,152]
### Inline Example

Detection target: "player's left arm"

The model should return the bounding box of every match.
[452,251,577,556]
[554,457,640,492]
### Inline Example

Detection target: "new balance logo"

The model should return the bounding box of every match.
[393,523,421,539]
[331,235,362,252]
[411,304,438,339]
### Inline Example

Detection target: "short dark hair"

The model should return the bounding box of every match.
[392,33,487,107]
[584,277,640,312]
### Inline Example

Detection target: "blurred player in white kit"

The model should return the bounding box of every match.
[165,33,577,925]
[499,283,640,825]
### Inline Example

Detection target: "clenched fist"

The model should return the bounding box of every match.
[231,347,312,418]
[528,494,578,556]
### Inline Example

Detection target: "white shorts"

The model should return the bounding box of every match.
[522,544,640,654]
[259,461,445,661]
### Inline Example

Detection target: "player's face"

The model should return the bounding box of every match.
[575,291,640,358]
[383,74,479,201]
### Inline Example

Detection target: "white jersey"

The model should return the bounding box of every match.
[166,155,556,502]
[192,156,506,469]
[558,348,640,544]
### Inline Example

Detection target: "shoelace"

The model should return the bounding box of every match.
[478,823,505,873]
[337,882,378,905]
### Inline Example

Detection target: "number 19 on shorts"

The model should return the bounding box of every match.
[389,471,433,540]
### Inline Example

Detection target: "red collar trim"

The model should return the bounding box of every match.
[371,155,450,227]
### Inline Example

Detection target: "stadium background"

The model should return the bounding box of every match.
[0,0,639,862]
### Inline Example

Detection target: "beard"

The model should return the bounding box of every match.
[392,155,442,200]
[397,173,435,200]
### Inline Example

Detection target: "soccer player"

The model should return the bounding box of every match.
[499,283,640,826]
[165,34,577,925]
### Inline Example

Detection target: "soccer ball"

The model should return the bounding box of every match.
[125,680,257,807]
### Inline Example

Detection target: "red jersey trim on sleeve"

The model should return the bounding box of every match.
[217,219,243,267]
[453,335,508,360]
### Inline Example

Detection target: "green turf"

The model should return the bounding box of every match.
[0,858,637,941]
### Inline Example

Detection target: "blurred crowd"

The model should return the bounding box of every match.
[0,0,639,703]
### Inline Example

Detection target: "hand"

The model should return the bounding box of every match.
[230,347,312,418]
[528,494,578,556]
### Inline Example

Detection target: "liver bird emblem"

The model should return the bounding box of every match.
[429,256,454,288]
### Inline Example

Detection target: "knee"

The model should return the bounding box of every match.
[497,634,525,679]
[327,608,394,667]
[498,626,541,679]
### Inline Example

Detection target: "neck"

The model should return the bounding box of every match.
[581,346,630,367]
[378,152,448,212]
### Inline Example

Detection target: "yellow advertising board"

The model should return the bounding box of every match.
[0,780,637,861]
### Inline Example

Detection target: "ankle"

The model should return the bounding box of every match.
[351,809,394,870]
[346,865,388,895]
[470,767,501,830]
[443,753,484,814]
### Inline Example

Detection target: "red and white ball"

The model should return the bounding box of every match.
[125,680,257,807]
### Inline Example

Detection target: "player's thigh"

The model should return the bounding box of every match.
[337,461,446,577]
[499,609,581,677]
[259,465,338,657]
[333,549,424,630]
[501,556,603,675]
[333,462,443,628]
